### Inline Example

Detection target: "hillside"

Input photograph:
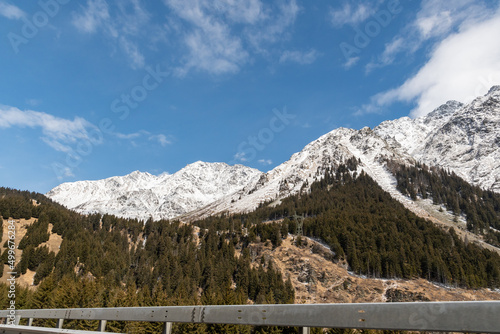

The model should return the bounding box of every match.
[2,170,500,333]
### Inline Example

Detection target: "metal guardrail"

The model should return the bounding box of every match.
[0,301,499,334]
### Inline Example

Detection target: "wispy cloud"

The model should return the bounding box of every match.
[234,152,247,162]
[72,0,110,33]
[245,0,299,53]
[343,56,360,69]
[165,0,300,76]
[367,0,493,70]
[114,130,172,147]
[361,7,500,117]
[0,105,97,153]
[279,49,319,65]
[330,1,381,27]
[165,0,251,75]
[0,1,24,20]
[0,106,172,154]
[72,0,150,69]
[214,0,264,24]
[74,0,301,75]
[149,134,172,147]
[258,159,272,165]
[113,131,144,140]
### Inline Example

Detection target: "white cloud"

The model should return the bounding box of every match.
[114,131,143,140]
[364,10,500,117]
[330,2,379,27]
[149,134,171,147]
[165,0,300,75]
[279,49,318,65]
[368,0,493,70]
[0,105,98,153]
[165,0,249,75]
[118,36,145,69]
[343,56,360,69]
[114,130,172,147]
[74,0,301,75]
[72,0,110,33]
[366,37,405,72]
[414,0,489,39]
[245,0,299,49]
[0,1,24,20]
[234,152,247,162]
[58,166,75,179]
[258,159,272,165]
[214,0,264,24]
[72,0,149,69]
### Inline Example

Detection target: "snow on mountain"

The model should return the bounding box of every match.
[47,87,500,221]
[375,86,500,192]
[184,127,415,220]
[188,87,500,220]
[46,162,262,220]
[375,100,463,155]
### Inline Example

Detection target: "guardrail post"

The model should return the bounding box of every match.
[98,320,107,332]
[14,315,21,326]
[57,318,64,329]
[300,327,311,334]
[162,322,172,334]
[28,317,33,326]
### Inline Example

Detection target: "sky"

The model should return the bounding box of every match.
[1,0,500,194]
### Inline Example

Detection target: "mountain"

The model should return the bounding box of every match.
[375,85,500,192]
[185,127,415,220]
[46,161,262,220]
[47,87,500,222]
[188,86,500,220]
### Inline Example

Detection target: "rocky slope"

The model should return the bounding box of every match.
[244,235,500,304]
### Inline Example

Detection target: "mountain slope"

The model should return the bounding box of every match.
[189,87,500,220]
[185,127,415,220]
[47,87,500,223]
[375,86,500,192]
[46,162,262,220]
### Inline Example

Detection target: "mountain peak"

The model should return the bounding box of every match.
[128,170,151,177]
[47,162,262,221]
[47,88,500,221]
[423,100,463,123]
[487,85,500,95]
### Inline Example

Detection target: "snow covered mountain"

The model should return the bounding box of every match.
[46,162,262,220]
[184,127,415,220]
[186,86,500,220]
[375,85,500,192]
[47,87,500,221]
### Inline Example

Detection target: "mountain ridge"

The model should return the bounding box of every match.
[47,161,262,220]
[47,87,500,221]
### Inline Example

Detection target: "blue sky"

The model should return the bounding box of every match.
[1,0,500,193]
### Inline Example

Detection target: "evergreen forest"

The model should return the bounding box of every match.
[1,159,499,333]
